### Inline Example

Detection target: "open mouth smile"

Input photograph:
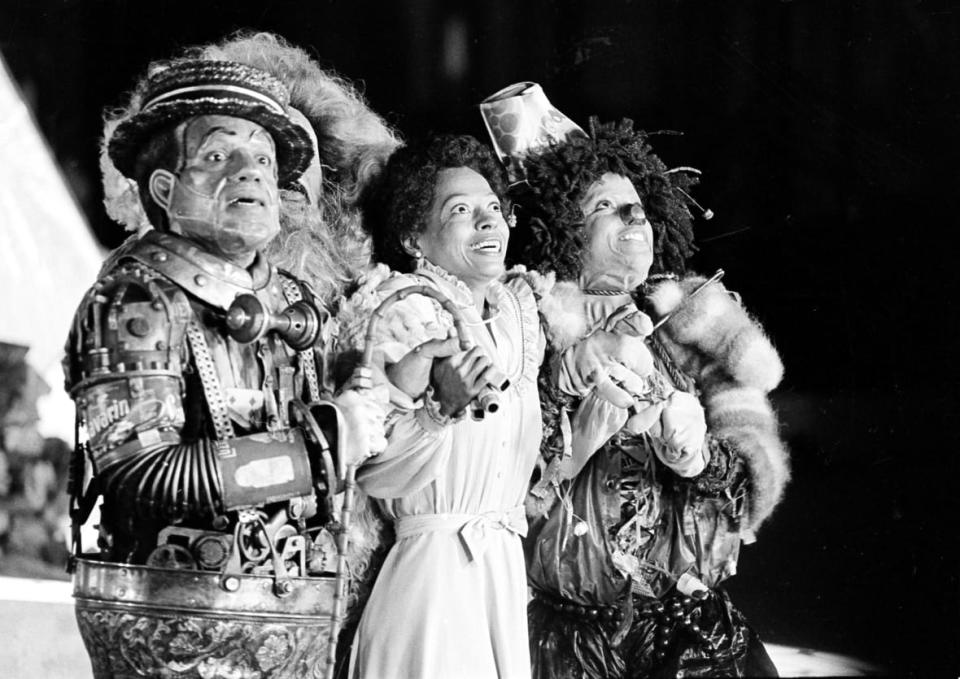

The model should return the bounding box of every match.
[618,230,647,243]
[470,239,504,254]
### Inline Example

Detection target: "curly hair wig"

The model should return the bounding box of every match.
[363,134,509,273]
[519,117,699,281]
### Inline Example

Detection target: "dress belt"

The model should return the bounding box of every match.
[394,506,528,562]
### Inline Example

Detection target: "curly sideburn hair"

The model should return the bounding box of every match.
[363,134,509,272]
[520,117,699,281]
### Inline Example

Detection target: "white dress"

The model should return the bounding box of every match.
[342,261,543,679]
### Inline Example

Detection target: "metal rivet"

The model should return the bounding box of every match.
[126,317,150,337]
[152,251,168,263]
[222,576,241,592]
[194,275,207,287]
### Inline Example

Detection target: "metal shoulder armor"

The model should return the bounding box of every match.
[65,261,192,454]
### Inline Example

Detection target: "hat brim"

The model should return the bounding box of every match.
[108,98,314,186]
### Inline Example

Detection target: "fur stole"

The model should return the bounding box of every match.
[529,270,789,530]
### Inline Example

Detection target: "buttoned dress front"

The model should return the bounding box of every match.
[346,262,543,679]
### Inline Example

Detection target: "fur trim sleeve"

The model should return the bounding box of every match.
[647,274,784,393]
[646,273,789,528]
[704,383,790,529]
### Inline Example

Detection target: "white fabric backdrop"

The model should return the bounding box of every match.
[0,53,103,442]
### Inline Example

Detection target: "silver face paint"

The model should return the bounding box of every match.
[160,115,282,265]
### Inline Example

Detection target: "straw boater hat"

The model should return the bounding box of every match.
[108,59,314,186]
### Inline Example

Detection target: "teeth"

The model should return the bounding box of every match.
[619,233,646,241]
[471,239,502,252]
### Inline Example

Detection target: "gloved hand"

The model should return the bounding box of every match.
[623,399,665,435]
[652,390,709,477]
[603,307,654,337]
[336,368,389,467]
[560,330,655,407]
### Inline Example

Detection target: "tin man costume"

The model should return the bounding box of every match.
[63,58,384,679]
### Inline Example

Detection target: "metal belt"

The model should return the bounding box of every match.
[279,276,322,403]
[185,321,235,440]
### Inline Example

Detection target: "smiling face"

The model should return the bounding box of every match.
[415,166,509,291]
[150,114,281,267]
[579,172,654,286]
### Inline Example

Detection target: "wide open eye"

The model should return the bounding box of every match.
[206,151,226,163]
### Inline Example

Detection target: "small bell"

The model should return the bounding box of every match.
[573,521,589,537]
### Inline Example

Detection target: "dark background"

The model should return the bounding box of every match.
[1,0,957,676]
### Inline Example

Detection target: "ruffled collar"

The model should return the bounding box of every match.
[415,258,503,314]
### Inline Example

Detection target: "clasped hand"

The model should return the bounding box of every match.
[563,322,656,409]
[388,331,499,417]
[648,390,709,476]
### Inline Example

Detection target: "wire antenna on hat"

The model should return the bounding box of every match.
[675,187,714,220]
[666,167,714,221]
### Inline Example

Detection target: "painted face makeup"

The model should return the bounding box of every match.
[579,172,653,285]
[156,114,281,265]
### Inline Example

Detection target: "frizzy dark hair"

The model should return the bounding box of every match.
[518,117,699,281]
[362,134,509,272]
